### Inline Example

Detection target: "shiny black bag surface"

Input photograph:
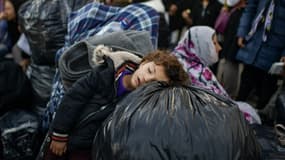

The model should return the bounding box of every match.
[93,82,261,160]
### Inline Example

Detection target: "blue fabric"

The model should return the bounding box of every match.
[0,20,11,55]
[245,0,275,42]
[42,2,159,131]
[236,0,285,71]
[55,2,159,61]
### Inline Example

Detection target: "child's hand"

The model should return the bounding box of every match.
[50,140,67,156]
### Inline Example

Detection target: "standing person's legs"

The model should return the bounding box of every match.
[256,72,278,110]
[236,65,259,101]
[220,60,240,99]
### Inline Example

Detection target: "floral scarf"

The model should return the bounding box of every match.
[172,26,229,97]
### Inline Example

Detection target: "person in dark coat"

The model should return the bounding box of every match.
[0,57,33,116]
[181,0,222,74]
[219,0,247,99]
[236,0,285,111]
[44,47,190,160]
[181,0,222,28]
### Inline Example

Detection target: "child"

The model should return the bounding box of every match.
[45,46,190,159]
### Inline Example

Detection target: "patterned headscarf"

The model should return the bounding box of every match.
[172,26,228,97]
[173,26,263,124]
[188,26,218,66]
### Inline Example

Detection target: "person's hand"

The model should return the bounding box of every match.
[19,59,30,72]
[168,4,178,16]
[49,140,67,156]
[182,10,190,19]
[182,9,192,26]
[237,37,245,48]
[0,12,6,20]
[280,56,285,63]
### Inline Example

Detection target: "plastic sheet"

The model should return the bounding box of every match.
[0,109,39,160]
[18,0,92,65]
[251,124,285,160]
[93,82,261,160]
[27,63,56,104]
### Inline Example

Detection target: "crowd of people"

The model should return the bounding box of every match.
[0,0,285,159]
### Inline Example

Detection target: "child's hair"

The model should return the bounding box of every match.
[141,50,190,86]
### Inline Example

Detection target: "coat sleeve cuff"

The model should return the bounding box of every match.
[51,132,69,142]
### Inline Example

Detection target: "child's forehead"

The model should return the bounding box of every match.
[140,61,155,65]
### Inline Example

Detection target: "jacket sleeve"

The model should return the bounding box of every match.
[237,0,259,38]
[51,58,115,136]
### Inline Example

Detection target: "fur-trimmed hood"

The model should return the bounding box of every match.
[92,45,142,70]
[58,30,154,89]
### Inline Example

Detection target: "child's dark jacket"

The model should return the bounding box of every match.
[52,57,117,150]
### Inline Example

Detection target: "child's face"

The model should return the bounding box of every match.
[130,61,169,88]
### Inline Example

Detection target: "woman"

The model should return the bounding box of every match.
[218,0,247,99]
[45,47,190,160]
[173,26,227,97]
[173,26,261,124]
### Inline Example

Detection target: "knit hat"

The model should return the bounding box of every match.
[217,0,240,7]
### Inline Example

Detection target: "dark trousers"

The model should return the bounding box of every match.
[237,64,278,109]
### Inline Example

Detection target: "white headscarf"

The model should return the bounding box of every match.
[187,26,218,66]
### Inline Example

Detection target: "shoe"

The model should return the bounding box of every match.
[274,124,285,147]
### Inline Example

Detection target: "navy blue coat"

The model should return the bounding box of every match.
[236,0,285,71]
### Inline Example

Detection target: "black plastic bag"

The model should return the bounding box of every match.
[0,109,39,160]
[93,82,261,160]
[0,59,33,116]
[27,63,56,115]
[18,0,92,66]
